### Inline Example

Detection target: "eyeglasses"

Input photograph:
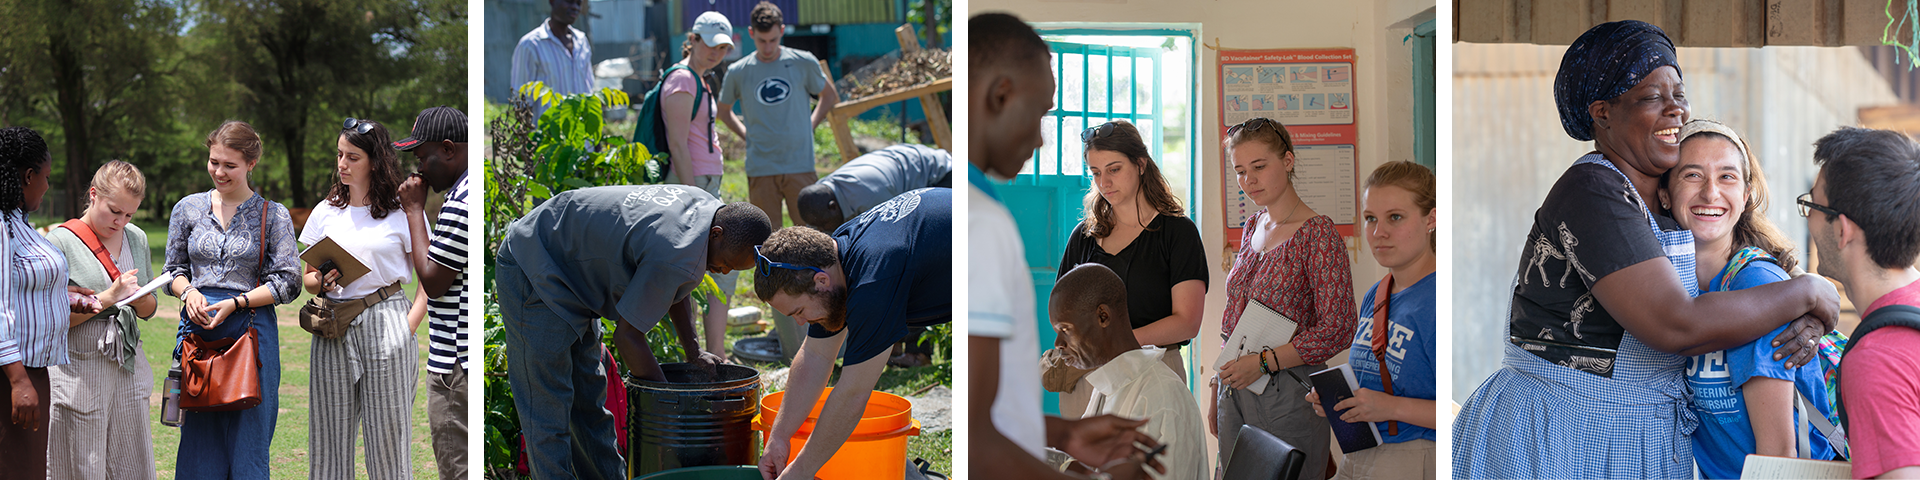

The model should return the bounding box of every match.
[342,118,374,135]
[755,245,825,277]
[1226,117,1280,137]
[1797,192,1843,219]
[1081,121,1120,143]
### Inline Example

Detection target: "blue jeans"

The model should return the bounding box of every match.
[495,259,625,480]
[174,287,280,480]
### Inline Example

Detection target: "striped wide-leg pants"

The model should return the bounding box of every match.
[46,318,155,480]
[308,293,418,480]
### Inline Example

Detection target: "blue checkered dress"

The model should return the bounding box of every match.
[1453,156,1700,479]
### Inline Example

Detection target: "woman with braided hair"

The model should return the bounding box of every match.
[0,127,112,479]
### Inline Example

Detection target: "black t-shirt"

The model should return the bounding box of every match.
[807,188,952,364]
[1508,161,1674,377]
[1057,213,1210,348]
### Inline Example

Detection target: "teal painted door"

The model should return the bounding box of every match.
[1001,40,1164,414]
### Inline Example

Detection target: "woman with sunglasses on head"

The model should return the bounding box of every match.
[1212,116,1355,480]
[44,161,162,480]
[1050,120,1209,419]
[163,120,302,479]
[298,118,417,479]
[1450,22,1839,478]
[0,127,112,479]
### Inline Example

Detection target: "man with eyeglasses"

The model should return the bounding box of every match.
[752,187,949,480]
[1802,127,1920,479]
[495,185,770,479]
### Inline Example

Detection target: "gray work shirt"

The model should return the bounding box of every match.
[499,185,718,329]
[821,144,953,218]
[719,47,829,177]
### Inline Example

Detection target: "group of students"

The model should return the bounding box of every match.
[967,13,1438,480]
[0,105,473,480]
[1452,20,1920,480]
[506,3,957,480]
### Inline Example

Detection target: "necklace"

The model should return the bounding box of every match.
[1270,197,1303,229]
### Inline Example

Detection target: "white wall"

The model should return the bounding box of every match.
[971,0,1436,470]
[1450,43,1901,403]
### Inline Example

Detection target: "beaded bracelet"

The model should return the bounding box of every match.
[1261,347,1276,374]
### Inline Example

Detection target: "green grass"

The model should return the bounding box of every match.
[135,222,440,479]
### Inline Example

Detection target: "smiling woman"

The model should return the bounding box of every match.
[1449,21,1845,479]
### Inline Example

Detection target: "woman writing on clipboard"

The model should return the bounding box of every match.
[1212,117,1357,480]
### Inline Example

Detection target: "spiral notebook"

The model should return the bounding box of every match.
[1214,299,1298,395]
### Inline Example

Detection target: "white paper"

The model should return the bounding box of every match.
[115,272,175,307]
[1215,299,1299,395]
[1740,455,1850,479]
[1226,144,1355,230]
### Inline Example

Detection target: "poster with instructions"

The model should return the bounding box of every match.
[1218,48,1359,250]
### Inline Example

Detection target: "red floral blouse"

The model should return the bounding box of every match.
[1222,213,1357,365]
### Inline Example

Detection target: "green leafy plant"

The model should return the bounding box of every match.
[482,82,727,479]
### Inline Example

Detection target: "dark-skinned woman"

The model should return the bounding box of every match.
[1450,21,1841,478]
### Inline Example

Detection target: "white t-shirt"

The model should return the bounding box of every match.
[299,202,412,300]
[968,184,1044,459]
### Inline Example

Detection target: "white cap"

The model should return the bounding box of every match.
[692,11,734,47]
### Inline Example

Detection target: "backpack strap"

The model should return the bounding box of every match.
[1369,274,1397,436]
[663,65,714,154]
[1838,304,1920,433]
[56,219,120,279]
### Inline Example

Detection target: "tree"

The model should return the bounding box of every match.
[0,0,186,216]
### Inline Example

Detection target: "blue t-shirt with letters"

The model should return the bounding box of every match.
[1350,272,1437,444]
[1687,259,1835,479]
[807,187,952,363]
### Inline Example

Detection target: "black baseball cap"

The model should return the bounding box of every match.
[394,106,466,151]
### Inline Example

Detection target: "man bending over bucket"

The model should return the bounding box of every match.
[754,187,952,480]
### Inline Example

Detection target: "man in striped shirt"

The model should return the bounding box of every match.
[397,106,471,480]
[511,0,593,101]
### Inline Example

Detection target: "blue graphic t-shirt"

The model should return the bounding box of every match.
[808,187,953,363]
[1687,259,1835,479]
[1349,272,1437,444]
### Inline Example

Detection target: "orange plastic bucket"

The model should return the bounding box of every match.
[751,388,920,479]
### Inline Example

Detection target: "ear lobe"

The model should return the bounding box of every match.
[1588,100,1609,130]
[984,75,1014,117]
[813,270,831,288]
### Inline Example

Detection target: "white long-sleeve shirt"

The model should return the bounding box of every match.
[1084,347,1208,480]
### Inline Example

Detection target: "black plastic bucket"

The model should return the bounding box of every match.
[627,363,763,477]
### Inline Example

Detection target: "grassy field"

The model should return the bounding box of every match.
[135,224,441,479]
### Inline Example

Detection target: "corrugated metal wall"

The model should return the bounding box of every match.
[799,0,897,26]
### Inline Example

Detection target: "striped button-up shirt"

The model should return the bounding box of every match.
[1,212,71,368]
[510,20,593,97]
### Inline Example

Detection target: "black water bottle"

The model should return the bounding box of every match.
[160,367,184,427]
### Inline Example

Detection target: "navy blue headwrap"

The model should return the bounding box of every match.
[1553,20,1681,141]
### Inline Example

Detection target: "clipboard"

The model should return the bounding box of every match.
[115,272,176,307]
[299,236,372,287]
[1214,299,1299,395]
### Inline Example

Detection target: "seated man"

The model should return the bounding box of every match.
[495,184,769,478]
[1051,263,1207,480]
[754,187,951,480]
[797,144,953,232]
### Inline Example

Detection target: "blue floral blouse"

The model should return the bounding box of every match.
[162,191,301,304]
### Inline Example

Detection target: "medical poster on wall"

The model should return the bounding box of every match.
[1219,48,1358,252]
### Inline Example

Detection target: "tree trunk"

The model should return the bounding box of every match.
[49,31,88,219]
[284,125,305,206]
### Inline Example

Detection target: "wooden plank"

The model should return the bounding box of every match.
[1843,0,1886,46]
[1457,0,1519,43]
[836,77,954,114]
[830,110,859,161]
[1860,105,1920,135]
[918,94,951,150]
[896,24,921,53]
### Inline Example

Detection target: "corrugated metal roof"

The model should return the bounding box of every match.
[799,0,896,26]
[681,0,798,30]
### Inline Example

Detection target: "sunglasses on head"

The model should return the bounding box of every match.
[1081,121,1121,143]
[1226,118,1280,137]
[343,118,374,135]
[755,245,825,277]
